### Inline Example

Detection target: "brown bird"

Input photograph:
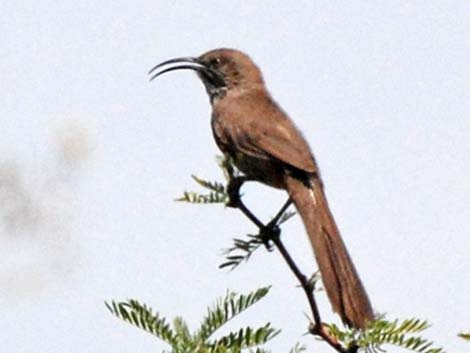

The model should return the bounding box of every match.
[149,48,374,329]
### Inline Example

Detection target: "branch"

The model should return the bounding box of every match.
[226,177,350,353]
[181,161,444,353]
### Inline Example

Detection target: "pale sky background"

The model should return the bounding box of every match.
[1,2,469,353]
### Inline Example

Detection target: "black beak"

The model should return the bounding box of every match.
[149,57,225,87]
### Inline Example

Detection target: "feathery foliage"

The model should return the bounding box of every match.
[289,342,307,353]
[106,287,279,353]
[325,317,444,353]
[277,210,296,225]
[212,323,279,351]
[175,156,240,205]
[176,175,228,204]
[197,286,272,340]
[162,156,449,353]
[216,155,241,181]
[177,157,296,270]
[458,332,470,341]
[219,208,296,270]
[105,300,176,345]
[220,234,265,270]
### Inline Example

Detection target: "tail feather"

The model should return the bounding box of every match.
[284,174,374,329]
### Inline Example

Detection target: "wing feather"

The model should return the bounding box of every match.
[226,108,317,173]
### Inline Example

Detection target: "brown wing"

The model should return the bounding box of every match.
[215,94,317,174]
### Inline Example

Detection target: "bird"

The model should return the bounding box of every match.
[149,48,374,329]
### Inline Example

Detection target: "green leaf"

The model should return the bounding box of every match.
[191,175,226,193]
[289,342,306,353]
[459,332,470,341]
[277,210,296,225]
[249,349,271,353]
[106,299,176,346]
[175,173,229,205]
[176,190,228,204]
[213,323,280,350]
[173,316,191,343]
[324,317,445,353]
[197,287,271,340]
[220,234,264,270]
[108,287,276,353]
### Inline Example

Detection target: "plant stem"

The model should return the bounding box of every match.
[229,187,350,353]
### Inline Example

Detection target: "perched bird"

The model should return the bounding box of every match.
[150,48,374,329]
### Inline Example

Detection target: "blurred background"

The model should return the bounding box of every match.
[1,1,469,352]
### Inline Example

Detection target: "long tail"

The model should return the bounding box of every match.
[284,173,374,329]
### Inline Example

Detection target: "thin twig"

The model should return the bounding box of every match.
[228,183,349,353]
[270,235,322,325]
[237,201,265,229]
[269,198,293,226]
[271,231,347,353]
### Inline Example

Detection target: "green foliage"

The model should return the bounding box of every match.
[212,323,279,352]
[325,317,444,353]
[458,332,470,341]
[219,208,296,270]
[197,286,272,340]
[177,157,296,270]
[216,155,240,181]
[175,156,240,205]
[289,342,307,353]
[176,175,228,204]
[277,210,296,226]
[106,287,279,353]
[168,156,448,353]
[105,300,176,345]
[220,234,264,270]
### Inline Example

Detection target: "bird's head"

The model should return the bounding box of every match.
[149,48,264,102]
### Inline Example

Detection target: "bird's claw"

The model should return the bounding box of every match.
[259,221,280,251]
[225,177,245,208]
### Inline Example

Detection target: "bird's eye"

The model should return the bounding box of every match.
[209,57,221,67]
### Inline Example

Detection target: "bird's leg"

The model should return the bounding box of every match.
[226,176,277,250]
[258,198,293,251]
[227,177,293,251]
[228,177,293,250]
[225,176,248,208]
[226,176,265,229]
[268,198,293,228]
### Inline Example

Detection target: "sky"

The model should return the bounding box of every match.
[1,1,469,352]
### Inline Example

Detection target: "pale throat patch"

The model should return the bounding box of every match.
[209,87,228,104]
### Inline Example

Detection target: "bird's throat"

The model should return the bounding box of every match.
[208,87,228,104]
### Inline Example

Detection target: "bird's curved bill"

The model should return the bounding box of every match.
[148,57,225,87]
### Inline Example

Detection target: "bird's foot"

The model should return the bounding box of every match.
[259,219,280,251]
[225,176,246,208]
